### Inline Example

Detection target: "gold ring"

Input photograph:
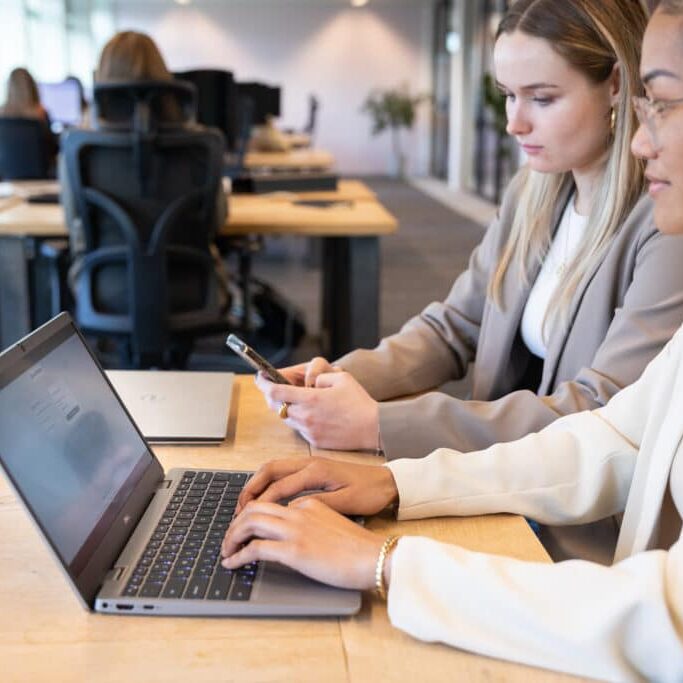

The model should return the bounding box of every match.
[278,402,290,420]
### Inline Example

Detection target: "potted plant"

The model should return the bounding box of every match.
[362,85,429,178]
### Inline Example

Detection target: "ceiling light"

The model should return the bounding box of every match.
[351,0,369,7]
[175,0,192,5]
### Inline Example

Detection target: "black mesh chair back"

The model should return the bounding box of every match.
[0,117,51,180]
[92,79,197,131]
[61,81,226,367]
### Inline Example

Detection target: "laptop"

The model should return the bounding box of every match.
[106,370,233,444]
[0,313,361,616]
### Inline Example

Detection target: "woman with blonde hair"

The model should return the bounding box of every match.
[255,0,683,563]
[222,8,683,680]
[1,67,49,121]
[1,66,57,173]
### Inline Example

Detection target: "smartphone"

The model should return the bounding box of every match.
[225,334,291,384]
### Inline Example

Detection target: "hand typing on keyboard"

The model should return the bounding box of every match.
[220,497,389,591]
[235,456,399,516]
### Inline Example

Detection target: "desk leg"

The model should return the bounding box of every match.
[321,236,380,359]
[0,236,32,350]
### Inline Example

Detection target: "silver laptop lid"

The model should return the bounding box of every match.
[0,314,163,608]
[106,370,233,443]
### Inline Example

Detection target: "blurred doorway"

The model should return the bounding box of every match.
[431,0,453,180]
[473,0,519,203]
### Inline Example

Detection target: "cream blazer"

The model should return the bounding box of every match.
[338,172,683,465]
[384,324,683,682]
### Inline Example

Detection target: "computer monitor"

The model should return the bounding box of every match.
[38,78,84,132]
[236,82,281,125]
[173,69,239,152]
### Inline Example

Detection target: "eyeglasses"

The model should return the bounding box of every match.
[633,95,683,146]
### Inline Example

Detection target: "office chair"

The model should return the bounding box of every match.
[0,117,52,180]
[303,94,319,140]
[170,83,267,337]
[61,80,230,369]
[282,94,319,148]
[223,94,254,179]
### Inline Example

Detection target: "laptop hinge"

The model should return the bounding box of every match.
[158,479,172,489]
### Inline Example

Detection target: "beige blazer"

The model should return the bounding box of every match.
[383,324,683,682]
[338,172,683,463]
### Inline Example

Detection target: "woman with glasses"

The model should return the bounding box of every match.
[220,5,683,679]
[255,0,683,563]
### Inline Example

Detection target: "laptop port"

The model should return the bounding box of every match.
[116,604,134,611]
[143,605,154,610]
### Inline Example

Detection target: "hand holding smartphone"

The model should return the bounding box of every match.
[225,334,291,385]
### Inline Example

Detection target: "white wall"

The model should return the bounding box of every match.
[111,0,434,176]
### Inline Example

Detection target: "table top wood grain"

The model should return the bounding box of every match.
[0,376,587,682]
[0,180,397,238]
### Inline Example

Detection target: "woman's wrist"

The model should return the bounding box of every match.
[374,535,400,600]
[382,544,396,594]
[363,400,381,451]
[378,466,400,510]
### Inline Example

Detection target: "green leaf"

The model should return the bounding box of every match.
[361,85,430,137]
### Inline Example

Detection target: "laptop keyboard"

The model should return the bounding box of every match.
[122,470,259,601]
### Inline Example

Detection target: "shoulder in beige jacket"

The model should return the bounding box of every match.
[339,171,683,465]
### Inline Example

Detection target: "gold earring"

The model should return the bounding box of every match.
[610,107,616,136]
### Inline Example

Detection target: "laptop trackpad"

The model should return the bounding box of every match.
[255,561,359,612]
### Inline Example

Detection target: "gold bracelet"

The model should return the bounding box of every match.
[375,535,400,601]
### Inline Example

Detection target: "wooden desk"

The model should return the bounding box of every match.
[0,180,396,358]
[0,196,22,213]
[230,195,394,237]
[235,179,377,203]
[247,131,312,150]
[283,132,312,149]
[244,148,334,172]
[0,186,395,239]
[0,377,581,682]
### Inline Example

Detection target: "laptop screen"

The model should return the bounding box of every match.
[0,320,154,581]
[37,80,83,130]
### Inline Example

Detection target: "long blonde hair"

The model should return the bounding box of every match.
[488,0,648,330]
[2,67,42,117]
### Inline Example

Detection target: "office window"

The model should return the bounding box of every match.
[0,0,114,105]
[0,1,28,102]
[431,0,453,180]
[473,0,519,204]
[26,0,69,81]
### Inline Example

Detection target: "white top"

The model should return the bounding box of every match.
[520,199,589,358]
[385,323,683,682]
